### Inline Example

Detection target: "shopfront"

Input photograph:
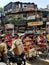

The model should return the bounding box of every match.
[27,21,43,33]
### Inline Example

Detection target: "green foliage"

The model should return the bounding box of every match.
[0,8,4,12]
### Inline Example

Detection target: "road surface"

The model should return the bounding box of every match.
[0,56,49,65]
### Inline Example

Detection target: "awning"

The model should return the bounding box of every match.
[27,22,43,26]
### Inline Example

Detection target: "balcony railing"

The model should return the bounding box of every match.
[5,7,38,14]
[11,8,38,13]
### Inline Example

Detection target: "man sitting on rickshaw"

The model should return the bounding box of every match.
[36,33,48,53]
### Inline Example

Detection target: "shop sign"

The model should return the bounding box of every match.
[28,22,43,26]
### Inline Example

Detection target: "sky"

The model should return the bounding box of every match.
[0,0,49,8]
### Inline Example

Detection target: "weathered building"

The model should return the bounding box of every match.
[4,1,49,33]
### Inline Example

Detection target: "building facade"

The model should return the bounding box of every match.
[4,1,49,33]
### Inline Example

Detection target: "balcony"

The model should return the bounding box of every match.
[23,7,38,11]
[5,7,38,14]
[11,8,22,13]
[23,8,35,11]
[5,8,21,13]
[5,9,12,14]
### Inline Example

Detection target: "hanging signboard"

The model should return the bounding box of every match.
[27,22,43,26]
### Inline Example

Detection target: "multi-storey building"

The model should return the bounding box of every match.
[4,1,49,33]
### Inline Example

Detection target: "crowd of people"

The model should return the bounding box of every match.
[0,32,48,64]
[0,34,24,64]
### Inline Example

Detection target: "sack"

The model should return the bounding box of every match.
[0,45,5,56]
[13,39,24,55]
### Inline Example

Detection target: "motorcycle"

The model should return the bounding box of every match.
[7,51,26,65]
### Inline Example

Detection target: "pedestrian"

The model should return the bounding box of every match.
[10,34,25,65]
[0,37,8,64]
[10,34,24,55]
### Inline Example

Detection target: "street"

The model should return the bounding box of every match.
[0,55,49,65]
[0,0,49,65]
[26,56,49,65]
